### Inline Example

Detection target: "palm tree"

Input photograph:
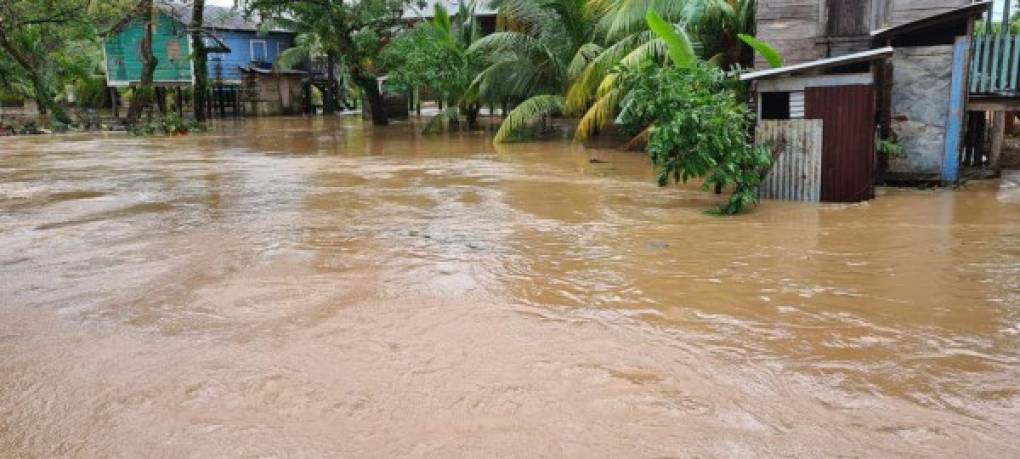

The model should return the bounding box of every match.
[467,0,600,142]
[424,1,485,130]
[570,0,756,141]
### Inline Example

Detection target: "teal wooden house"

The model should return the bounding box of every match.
[103,7,196,87]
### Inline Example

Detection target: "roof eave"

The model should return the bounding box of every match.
[740,47,895,81]
[871,1,991,39]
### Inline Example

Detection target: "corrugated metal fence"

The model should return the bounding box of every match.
[757,120,824,202]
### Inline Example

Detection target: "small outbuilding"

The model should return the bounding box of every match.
[239,66,307,116]
[742,48,893,203]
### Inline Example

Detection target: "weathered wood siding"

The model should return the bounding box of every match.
[104,13,193,87]
[827,0,871,36]
[756,0,827,67]
[755,0,972,67]
[887,0,971,27]
[757,120,824,202]
[208,31,294,83]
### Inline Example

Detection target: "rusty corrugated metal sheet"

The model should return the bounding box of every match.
[757,120,824,202]
[805,85,876,203]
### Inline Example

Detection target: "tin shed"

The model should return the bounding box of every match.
[743,48,893,203]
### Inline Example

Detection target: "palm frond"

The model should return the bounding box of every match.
[574,85,623,141]
[494,94,565,143]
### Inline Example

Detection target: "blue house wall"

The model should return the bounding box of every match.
[207,31,294,83]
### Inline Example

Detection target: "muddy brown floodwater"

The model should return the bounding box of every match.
[1,117,1019,457]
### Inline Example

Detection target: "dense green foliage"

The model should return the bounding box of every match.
[129,111,204,136]
[618,61,771,215]
[381,2,483,131]
[609,10,773,215]
[242,0,414,125]
[467,0,598,142]
[456,0,758,142]
[0,0,107,125]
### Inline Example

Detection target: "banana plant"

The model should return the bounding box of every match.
[738,33,783,68]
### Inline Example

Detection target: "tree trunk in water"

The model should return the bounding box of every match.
[127,0,157,124]
[324,54,337,115]
[352,74,388,126]
[191,0,207,123]
[364,86,389,126]
[30,77,69,125]
[465,104,479,130]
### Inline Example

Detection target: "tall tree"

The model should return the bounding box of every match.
[124,0,157,123]
[0,0,93,125]
[242,0,411,125]
[191,0,207,122]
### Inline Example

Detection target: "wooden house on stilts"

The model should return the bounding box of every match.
[103,1,304,118]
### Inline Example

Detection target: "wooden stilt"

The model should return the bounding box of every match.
[155,87,167,114]
[991,110,1006,167]
[176,87,184,118]
[218,86,225,117]
[110,87,120,119]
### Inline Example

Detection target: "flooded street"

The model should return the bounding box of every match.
[2,117,1019,456]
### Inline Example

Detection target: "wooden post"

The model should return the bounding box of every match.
[176,87,184,118]
[976,112,988,166]
[155,87,167,115]
[991,110,1006,167]
[942,36,970,184]
[110,87,120,119]
[218,86,225,117]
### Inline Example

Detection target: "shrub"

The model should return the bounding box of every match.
[617,61,773,215]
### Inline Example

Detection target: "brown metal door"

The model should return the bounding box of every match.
[827,0,871,37]
[805,85,876,203]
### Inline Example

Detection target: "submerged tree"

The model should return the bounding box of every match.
[616,11,772,215]
[242,0,413,125]
[124,0,158,123]
[571,0,758,141]
[382,1,484,131]
[468,0,600,142]
[191,0,207,122]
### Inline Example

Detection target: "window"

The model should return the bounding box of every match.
[761,92,791,120]
[760,91,806,120]
[250,40,267,62]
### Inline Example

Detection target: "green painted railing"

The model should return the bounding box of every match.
[971,34,1020,95]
